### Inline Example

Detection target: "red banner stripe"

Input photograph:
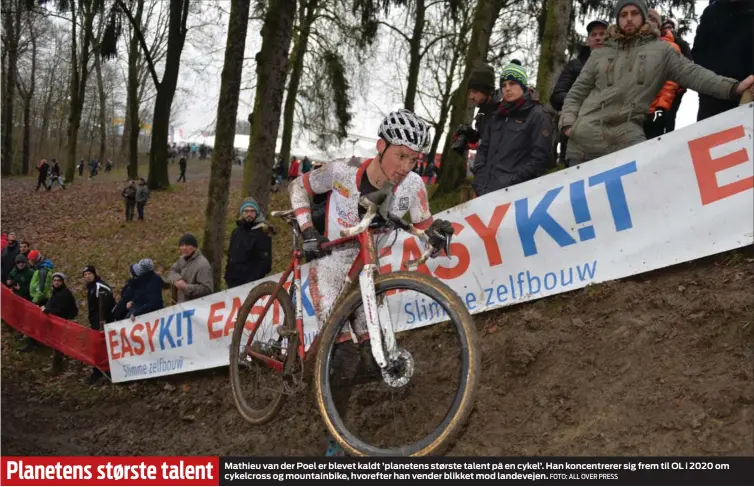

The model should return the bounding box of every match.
[1,286,110,370]
[1,457,219,486]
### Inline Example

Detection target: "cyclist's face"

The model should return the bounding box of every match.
[378,140,421,184]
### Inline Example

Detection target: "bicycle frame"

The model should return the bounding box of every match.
[243,223,377,374]
[244,200,433,374]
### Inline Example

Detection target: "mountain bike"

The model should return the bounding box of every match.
[229,191,480,456]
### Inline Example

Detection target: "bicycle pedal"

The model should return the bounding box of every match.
[277,328,298,338]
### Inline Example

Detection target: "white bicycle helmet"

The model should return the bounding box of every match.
[378,109,431,153]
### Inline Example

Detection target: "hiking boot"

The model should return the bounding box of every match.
[87,371,102,386]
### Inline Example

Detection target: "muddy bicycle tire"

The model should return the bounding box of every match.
[230,281,295,425]
[314,271,480,456]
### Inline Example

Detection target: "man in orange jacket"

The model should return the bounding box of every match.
[644,9,682,139]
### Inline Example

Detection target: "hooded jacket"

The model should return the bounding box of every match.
[560,23,739,163]
[225,219,273,288]
[129,270,164,317]
[472,94,554,196]
[30,258,54,304]
[44,284,79,320]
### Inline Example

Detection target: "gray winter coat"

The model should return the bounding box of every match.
[560,23,739,163]
[164,249,213,302]
[135,185,150,203]
[472,96,554,196]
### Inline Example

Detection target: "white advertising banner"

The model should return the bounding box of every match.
[105,105,754,383]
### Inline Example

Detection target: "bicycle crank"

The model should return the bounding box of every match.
[381,348,415,388]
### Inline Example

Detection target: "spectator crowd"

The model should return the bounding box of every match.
[460,0,753,197]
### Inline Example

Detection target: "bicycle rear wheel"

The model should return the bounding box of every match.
[314,271,480,456]
[230,281,296,424]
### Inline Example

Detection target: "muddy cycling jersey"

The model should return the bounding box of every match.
[289,158,433,240]
[289,157,434,341]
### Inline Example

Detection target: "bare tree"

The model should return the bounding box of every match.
[16,12,39,175]
[242,0,297,210]
[2,0,22,175]
[203,0,252,291]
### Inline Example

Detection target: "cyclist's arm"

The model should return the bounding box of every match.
[408,178,434,231]
[289,163,335,231]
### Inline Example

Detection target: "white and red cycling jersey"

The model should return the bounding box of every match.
[289,157,434,341]
[289,157,434,240]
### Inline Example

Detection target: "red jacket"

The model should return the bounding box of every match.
[289,159,300,178]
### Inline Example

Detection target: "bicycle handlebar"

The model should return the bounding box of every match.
[340,196,435,269]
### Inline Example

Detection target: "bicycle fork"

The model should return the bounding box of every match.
[359,264,398,368]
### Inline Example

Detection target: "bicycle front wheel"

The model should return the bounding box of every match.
[314,271,480,456]
[230,281,295,425]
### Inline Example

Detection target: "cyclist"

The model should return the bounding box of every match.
[288,108,454,456]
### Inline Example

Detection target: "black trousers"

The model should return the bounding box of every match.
[125,201,136,221]
[137,202,145,220]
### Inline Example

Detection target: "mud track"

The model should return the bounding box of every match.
[3,247,752,456]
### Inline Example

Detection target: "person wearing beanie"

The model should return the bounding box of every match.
[452,64,501,156]
[43,272,79,374]
[225,197,273,289]
[122,180,137,222]
[550,18,608,166]
[644,9,683,140]
[558,0,754,165]
[472,61,554,197]
[164,233,213,302]
[123,258,164,319]
[83,264,115,384]
[692,0,754,122]
[7,253,34,301]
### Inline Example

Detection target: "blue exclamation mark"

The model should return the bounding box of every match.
[176,312,182,347]
[569,180,595,241]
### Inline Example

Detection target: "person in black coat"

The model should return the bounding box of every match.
[225,198,272,289]
[693,0,754,121]
[126,258,164,319]
[453,64,500,155]
[36,159,50,191]
[550,19,608,166]
[472,63,554,197]
[82,265,115,385]
[43,272,78,374]
[1,231,20,283]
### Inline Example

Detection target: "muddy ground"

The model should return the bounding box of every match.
[3,247,752,456]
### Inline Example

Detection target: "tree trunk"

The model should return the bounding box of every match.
[146,0,189,190]
[20,23,37,176]
[279,0,317,167]
[2,0,21,176]
[95,29,108,166]
[64,0,96,182]
[243,0,297,211]
[202,0,252,291]
[535,0,572,107]
[404,0,425,112]
[126,0,144,179]
[435,0,504,196]
[429,25,466,160]
[39,58,58,155]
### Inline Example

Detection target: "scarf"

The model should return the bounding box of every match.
[497,96,527,117]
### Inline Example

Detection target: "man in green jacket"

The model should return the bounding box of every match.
[28,250,54,306]
[559,0,754,164]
